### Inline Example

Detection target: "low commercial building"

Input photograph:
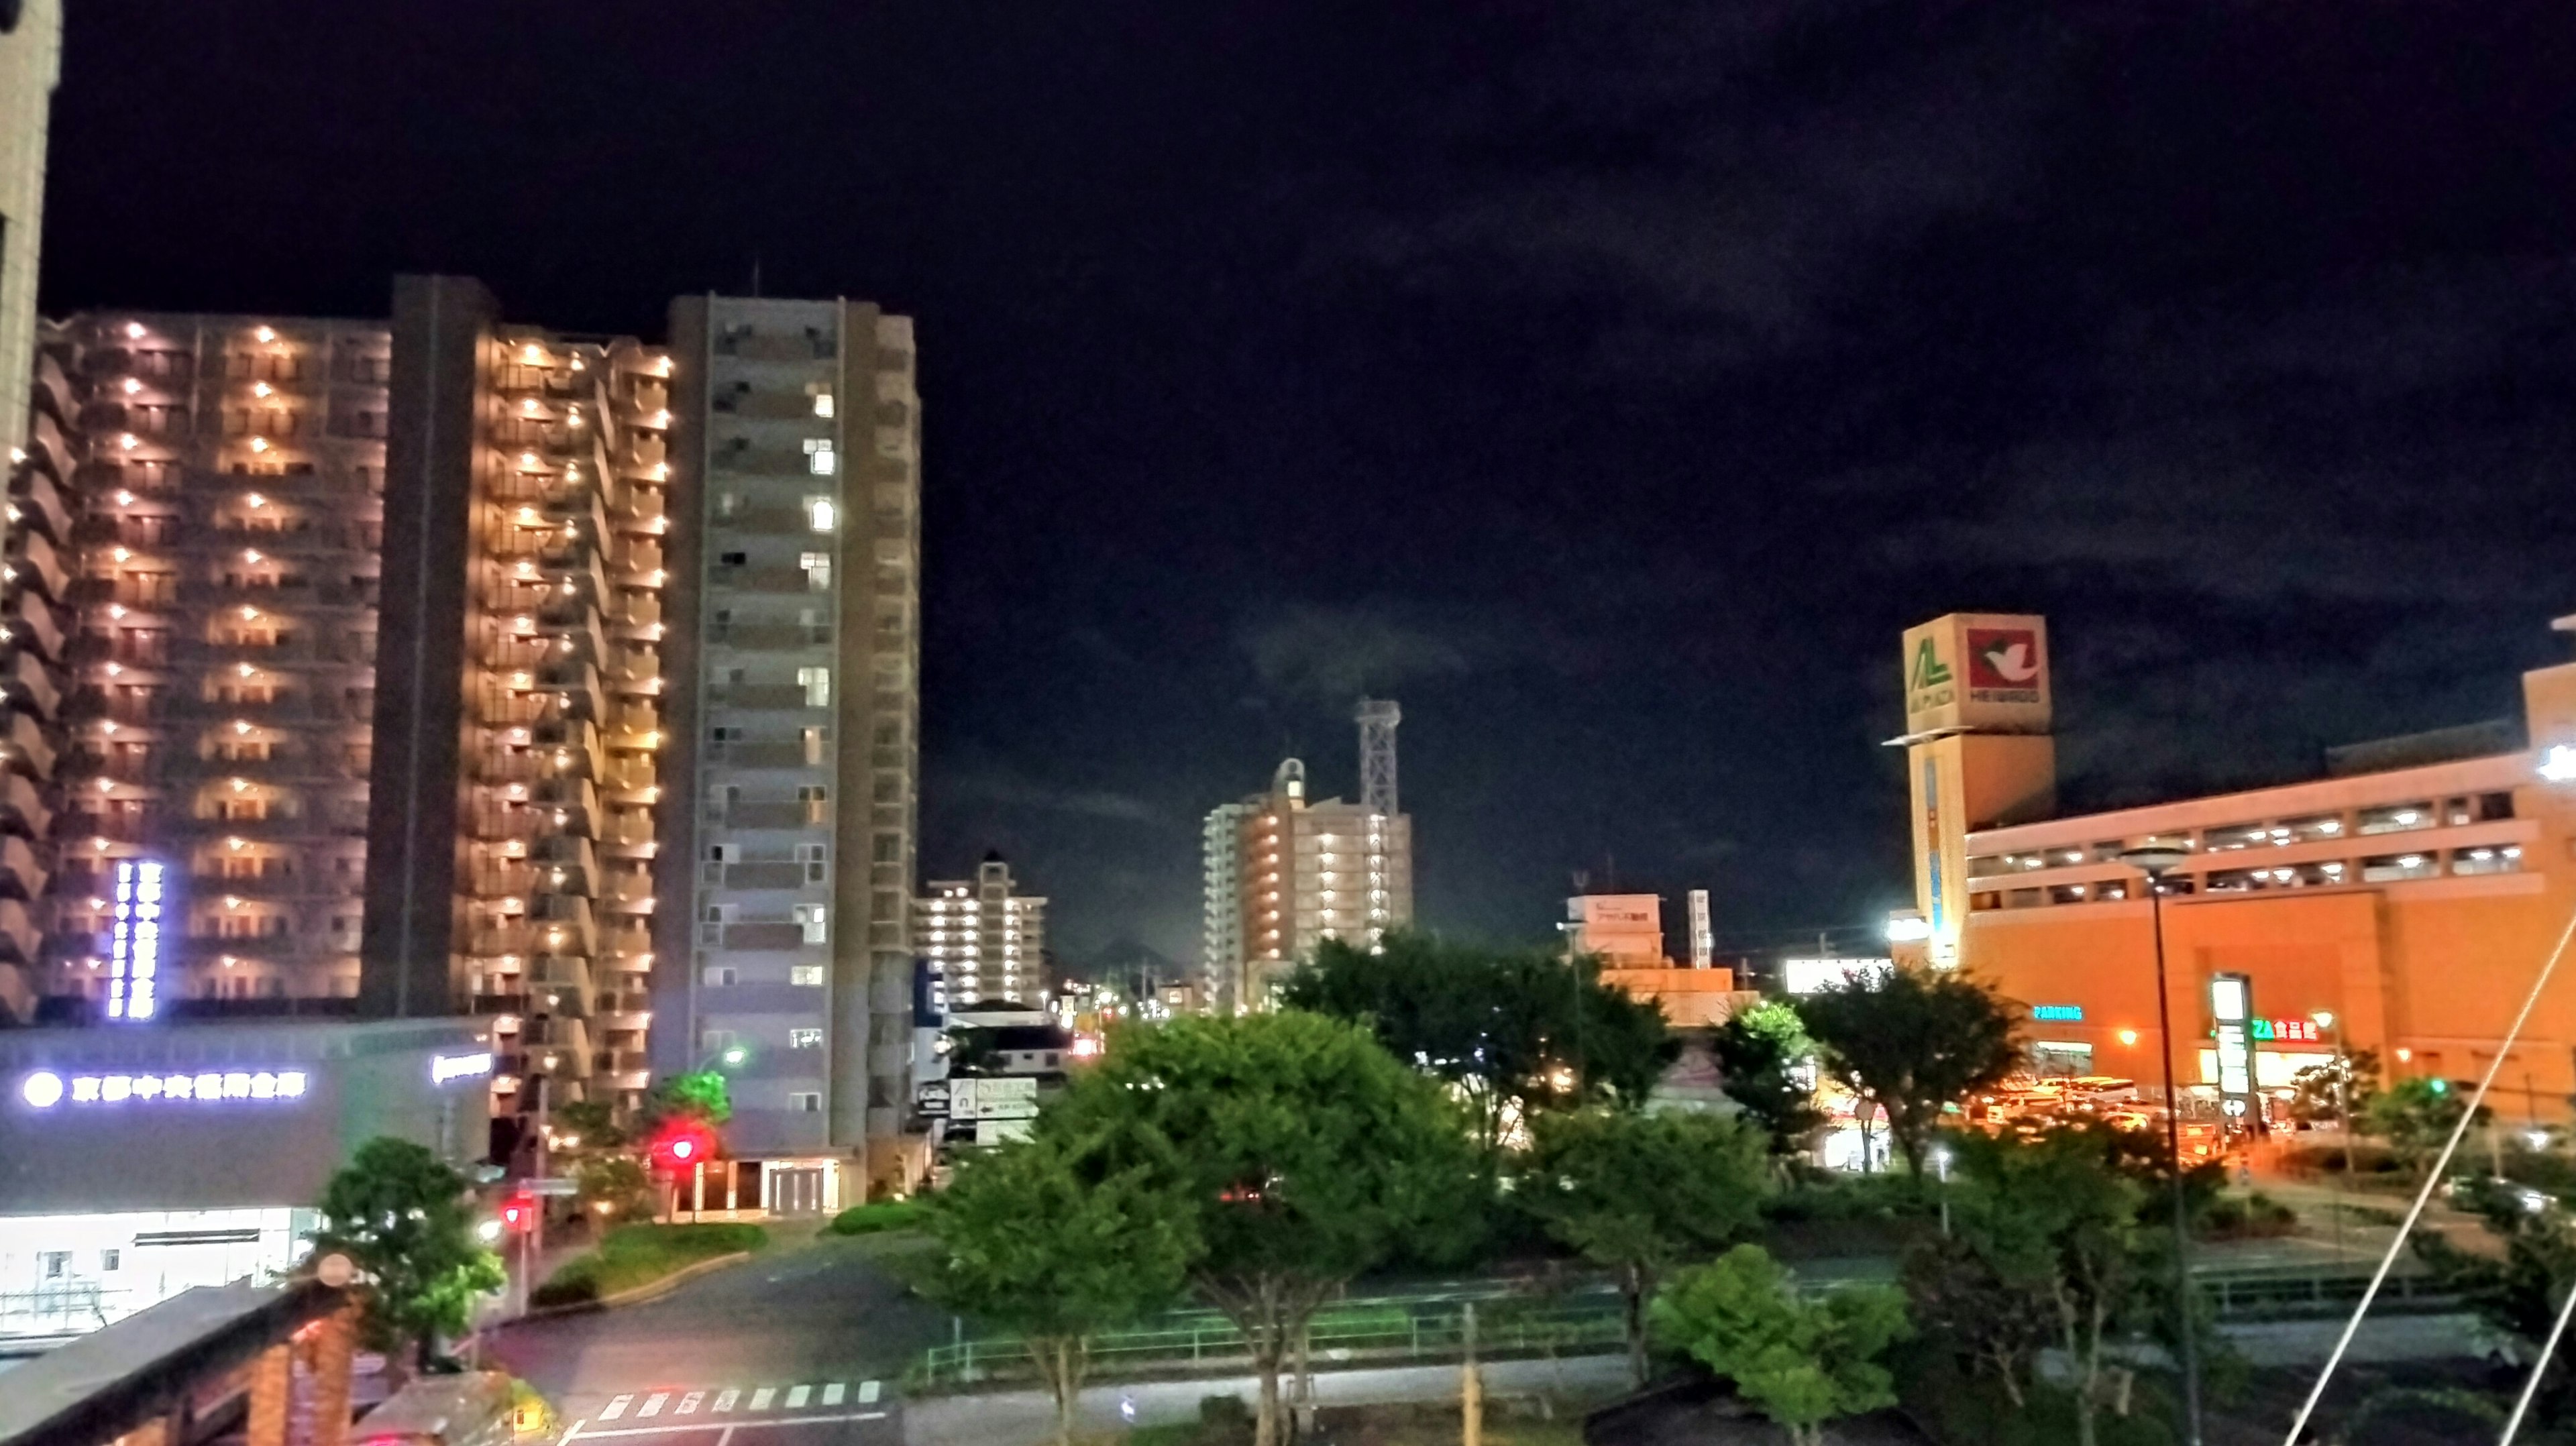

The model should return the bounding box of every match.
[0,1018,490,1344]
[1564,893,1740,1027]
[1899,611,2576,1122]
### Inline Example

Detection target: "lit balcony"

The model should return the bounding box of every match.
[3,712,56,780]
[522,951,595,1011]
[15,465,74,547]
[10,529,69,602]
[0,834,47,900]
[7,592,64,661]
[3,649,60,717]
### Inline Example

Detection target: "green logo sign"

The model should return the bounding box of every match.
[1909,638,1953,691]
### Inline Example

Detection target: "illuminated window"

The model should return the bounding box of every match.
[798,667,830,708]
[806,496,837,533]
[802,439,836,475]
[799,551,832,592]
[789,1028,823,1049]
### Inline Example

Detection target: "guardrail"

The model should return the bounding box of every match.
[2198,1262,2455,1321]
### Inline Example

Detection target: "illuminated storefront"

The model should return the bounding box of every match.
[0,1019,490,1342]
[1900,612,2576,1123]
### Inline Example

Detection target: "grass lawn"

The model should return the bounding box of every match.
[531,1222,769,1308]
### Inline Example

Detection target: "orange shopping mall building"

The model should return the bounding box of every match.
[1897,612,2576,1124]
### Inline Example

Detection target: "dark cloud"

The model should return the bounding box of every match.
[1238,604,1485,706]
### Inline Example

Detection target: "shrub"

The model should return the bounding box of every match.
[826,1199,931,1235]
[2200,1191,2300,1241]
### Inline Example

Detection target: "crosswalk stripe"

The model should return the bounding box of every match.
[858,1381,880,1405]
[678,1392,704,1416]
[748,1388,775,1412]
[820,1384,844,1407]
[600,1396,633,1421]
[638,1394,667,1419]
[713,1390,739,1414]
[785,1386,810,1409]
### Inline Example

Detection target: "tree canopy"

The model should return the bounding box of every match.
[1280,930,1676,1152]
[1052,1011,1477,1446]
[1525,1107,1771,1384]
[1654,1243,1911,1446]
[926,1133,1194,1446]
[1800,967,2021,1175]
[311,1137,504,1366]
[1710,1000,1826,1158]
[2361,1075,2487,1178]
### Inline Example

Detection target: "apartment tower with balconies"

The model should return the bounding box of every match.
[48,312,391,1017]
[654,295,922,1207]
[916,853,1046,1011]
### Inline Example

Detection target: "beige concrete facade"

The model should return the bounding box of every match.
[1201,758,1414,1010]
[916,854,1046,1009]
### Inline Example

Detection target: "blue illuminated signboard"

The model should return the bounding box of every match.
[107,860,168,1021]
[2031,1004,2084,1022]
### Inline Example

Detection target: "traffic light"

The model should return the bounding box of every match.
[647,1118,718,1174]
[500,1191,537,1233]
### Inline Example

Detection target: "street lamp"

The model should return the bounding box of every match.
[2121,842,2202,1446]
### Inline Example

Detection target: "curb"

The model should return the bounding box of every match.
[513,1250,755,1322]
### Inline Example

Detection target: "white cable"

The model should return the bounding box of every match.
[2498,1261,2576,1444]
[2282,902,2576,1446]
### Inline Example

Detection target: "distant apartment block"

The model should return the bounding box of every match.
[1201,750,1414,1012]
[916,853,1046,1010]
[653,296,924,1205]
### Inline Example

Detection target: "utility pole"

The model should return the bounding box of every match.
[1461,1302,1483,1446]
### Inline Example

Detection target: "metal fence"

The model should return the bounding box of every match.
[2198,1262,2455,1321]
[913,1296,1627,1390]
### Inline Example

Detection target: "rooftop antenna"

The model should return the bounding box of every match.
[750,256,763,298]
[1356,698,1401,817]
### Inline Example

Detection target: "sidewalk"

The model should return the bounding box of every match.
[904,1354,1631,1446]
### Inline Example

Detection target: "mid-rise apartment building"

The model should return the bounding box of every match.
[654,296,924,1207]
[916,853,1046,1010]
[1201,751,1413,1011]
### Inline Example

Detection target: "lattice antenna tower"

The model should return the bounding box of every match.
[1356,698,1401,818]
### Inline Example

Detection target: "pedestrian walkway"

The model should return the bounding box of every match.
[904,1355,1629,1446]
[584,1378,886,1422]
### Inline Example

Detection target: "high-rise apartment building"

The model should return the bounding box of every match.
[50,311,392,1017]
[0,0,62,465]
[32,278,674,1133]
[916,853,1046,1010]
[655,296,923,1206]
[0,0,64,1020]
[1201,742,1415,1012]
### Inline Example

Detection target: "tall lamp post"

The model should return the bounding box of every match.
[2121,843,2203,1446]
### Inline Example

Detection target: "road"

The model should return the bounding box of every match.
[490,1229,952,1446]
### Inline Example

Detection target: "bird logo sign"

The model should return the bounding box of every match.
[1964,627,2043,699]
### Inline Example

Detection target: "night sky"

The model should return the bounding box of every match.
[38,2,2576,966]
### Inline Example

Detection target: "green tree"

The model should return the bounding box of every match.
[1055,1012,1477,1446]
[1924,1127,2165,1446]
[2285,1047,2381,1129]
[643,1069,733,1127]
[573,1154,651,1223]
[2412,1177,2576,1427]
[1710,1001,1825,1159]
[549,1098,628,1155]
[310,1137,505,1368]
[2361,1076,2487,1178]
[1281,931,1676,1155]
[1524,1108,1771,1384]
[1800,967,2021,1175]
[924,1135,1193,1446]
[1653,1243,1910,1446]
